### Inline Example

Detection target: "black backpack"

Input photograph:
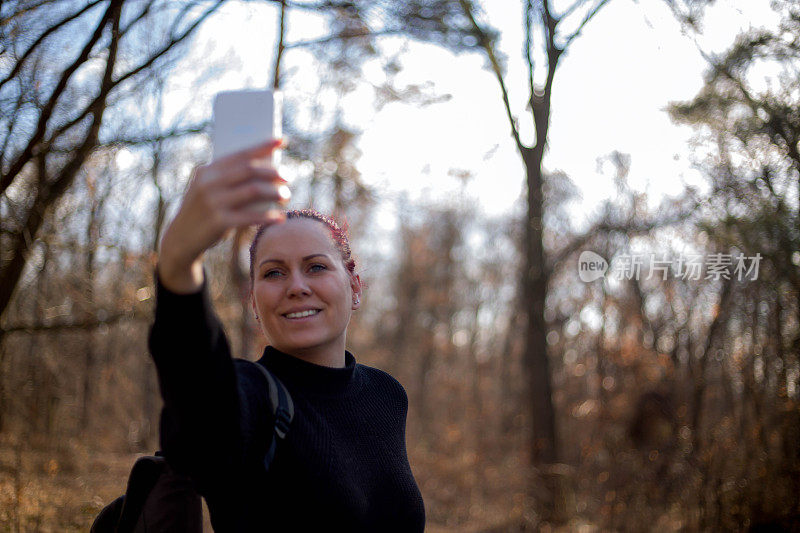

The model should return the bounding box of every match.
[91,360,294,533]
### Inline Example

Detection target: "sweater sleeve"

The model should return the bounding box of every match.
[148,272,246,496]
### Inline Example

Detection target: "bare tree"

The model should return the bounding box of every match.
[0,0,226,343]
[381,0,613,521]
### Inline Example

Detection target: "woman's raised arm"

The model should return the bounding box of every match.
[157,139,288,294]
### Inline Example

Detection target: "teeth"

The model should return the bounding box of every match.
[285,309,319,319]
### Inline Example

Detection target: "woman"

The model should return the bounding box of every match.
[151,140,425,531]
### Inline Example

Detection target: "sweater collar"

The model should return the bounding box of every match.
[258,346,358,396]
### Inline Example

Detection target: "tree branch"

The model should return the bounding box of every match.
[118,0,156,39]
[272,0,287,89]
[549,206,697,269]
[458,0,525,154]
[43,1,225,153]
[541,0,559,55]
[0,0,105,93]
[281,0,356,9]
[563,0,610,49]
[0,0,124,322]
[102,123,209,147]
[0,0,58,26]
[0,86,25,164]
[533,0,561,152]
[559,0,588,20]
[240,0,359,10]
[284,28,402,49]
[0,0,117,196]
[525,1,536,126]
[2,311,151,335]
[704,48,800,175]
[46,123,208,153]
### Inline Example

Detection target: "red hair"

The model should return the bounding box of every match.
[249,210,356,286]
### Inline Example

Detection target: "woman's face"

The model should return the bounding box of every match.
[250,218,360,363]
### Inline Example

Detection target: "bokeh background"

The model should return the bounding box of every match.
[1,0,799,530]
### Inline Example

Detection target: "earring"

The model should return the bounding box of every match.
[353,296,360,305]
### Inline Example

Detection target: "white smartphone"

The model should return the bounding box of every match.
[212,89,282,162]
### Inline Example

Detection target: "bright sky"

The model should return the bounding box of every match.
[171,0,778,230]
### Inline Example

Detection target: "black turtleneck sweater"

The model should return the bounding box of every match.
[148,275,425,532]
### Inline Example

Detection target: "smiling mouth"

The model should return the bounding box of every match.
[284,309,320,319]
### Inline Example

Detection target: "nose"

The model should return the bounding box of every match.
[286,271,311,297]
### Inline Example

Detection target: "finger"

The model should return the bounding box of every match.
[220,164,286,188]
[265,209,287,224]
[214,139,283,168]
[200,162,286,190]
[195,139,283,183]
[225,207,286,229]
[217,180,291,210]
[240,138,283,158]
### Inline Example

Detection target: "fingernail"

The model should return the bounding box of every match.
[278,185,291,200]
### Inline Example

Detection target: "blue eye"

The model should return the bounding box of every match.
[263,269,282,279]
[309,263,327,273]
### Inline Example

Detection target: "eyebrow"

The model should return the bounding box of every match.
[258,253,331,268]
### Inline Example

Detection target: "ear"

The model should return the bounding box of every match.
[350,273,363,311]
[250,291,259,321]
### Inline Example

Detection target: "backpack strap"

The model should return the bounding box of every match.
[115,455,168,531]
[244,359,294,472]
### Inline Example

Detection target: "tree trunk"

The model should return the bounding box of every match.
[690,276,732,452]
[521,31,563,517]
[523,148,556,466]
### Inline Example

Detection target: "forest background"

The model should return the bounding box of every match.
[1,0,799,531]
